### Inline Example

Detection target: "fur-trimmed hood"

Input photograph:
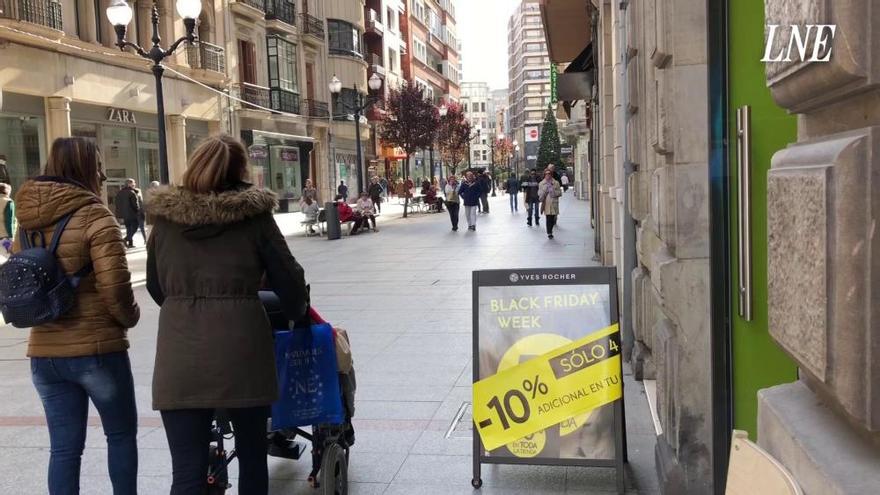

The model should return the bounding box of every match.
[146,186,278,226]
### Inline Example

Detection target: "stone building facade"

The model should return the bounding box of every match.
[0,0,227,197]
[542,0,880,493]
[757,0,880,492]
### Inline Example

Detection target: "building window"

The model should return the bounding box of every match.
[413,38,427,63]
[238,39,258,84]
[333,88,360,119]
[267,36,298,93]
[328,19,362,57]
[481,102,486,112]
[412,0,425,22]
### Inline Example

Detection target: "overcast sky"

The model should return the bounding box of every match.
[457,0,522,91]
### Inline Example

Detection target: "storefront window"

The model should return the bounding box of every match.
[269,146,302,200]
[0,115,46,191]
[137,129,160,186]
[244,131,306,204]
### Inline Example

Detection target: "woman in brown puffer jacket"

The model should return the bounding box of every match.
[146,134,309,494]
[14,137,140,494]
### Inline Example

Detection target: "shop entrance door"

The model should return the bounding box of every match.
[726,0,798,438]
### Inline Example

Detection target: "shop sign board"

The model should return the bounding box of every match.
[249,145,269,160]
[471,267,626,493]
[106,107,137,125]
[279,148,299,162]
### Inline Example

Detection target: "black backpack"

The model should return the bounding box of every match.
[0,214,93,328]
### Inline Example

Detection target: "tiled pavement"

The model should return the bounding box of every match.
[0,192,660,494]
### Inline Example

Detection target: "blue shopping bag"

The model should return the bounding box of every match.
[272,322,344,429]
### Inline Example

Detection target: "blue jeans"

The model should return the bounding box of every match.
[527,202,540,225]
[31,351,138,495]
[509,192,518,212]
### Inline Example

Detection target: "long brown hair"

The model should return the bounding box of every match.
[182,135,248,194]
[44,137,102,194]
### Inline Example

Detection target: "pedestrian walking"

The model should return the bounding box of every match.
[135,187,147,244]
[444,175,461,231]
[379,177,388,197]
[539,169,563,239]
[523,169,541,227]
[0,183,16,257]
[146,135,309,495]
[114,178,140,248]
[459,171,485,231]
[14,137,140,495]
[368,176,383,213]
[478,171,491,213]
[505,174,520,213]
[337,180,349,202]
[561,173,570,192]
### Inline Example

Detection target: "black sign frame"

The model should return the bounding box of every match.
[471,266,628,493]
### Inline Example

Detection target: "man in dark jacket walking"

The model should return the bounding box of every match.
[522,169,541,227]
[115,178,140,248]
[459,171,485,231]
[505,175,521,213]
[337,181,349,202]
[368,177,383,213]
[478,171,491,213]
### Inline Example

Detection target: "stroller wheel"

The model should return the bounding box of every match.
[319,443,348,495]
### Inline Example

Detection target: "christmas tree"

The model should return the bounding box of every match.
[536,105,561,170]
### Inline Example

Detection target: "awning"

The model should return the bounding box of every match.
[249,129,315,143]
[539,0,593,64]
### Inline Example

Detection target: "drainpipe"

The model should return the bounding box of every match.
[618,1,636,362]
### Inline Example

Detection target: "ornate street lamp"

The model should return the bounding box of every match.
[107,0,201,184]
[514,141,520,176]
[329,73,383,195]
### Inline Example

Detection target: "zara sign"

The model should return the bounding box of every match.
[106,107,138,125]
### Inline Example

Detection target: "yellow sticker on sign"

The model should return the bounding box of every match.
[472,324,622,451]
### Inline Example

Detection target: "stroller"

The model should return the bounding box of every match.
[206,291,357,495]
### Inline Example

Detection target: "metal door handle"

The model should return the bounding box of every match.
[736,106,753,321]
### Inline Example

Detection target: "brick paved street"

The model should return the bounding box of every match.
[0,193,659,494]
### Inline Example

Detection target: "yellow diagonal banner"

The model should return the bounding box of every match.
[473,324,622,451]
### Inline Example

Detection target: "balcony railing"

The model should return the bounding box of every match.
[303,99,329,118]
[0,0,62,30]
[186,41,226,73]
[265,0,295,26]
[270,87,301,114]
[235,82,270,111]
[300,13,324,40]
[237,0,265,11]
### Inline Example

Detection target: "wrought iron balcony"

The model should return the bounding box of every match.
[270,87,301,114]
[186,41,226,73]
[235,82,270,111]
[265,0,295,26]
[303,99,329,118]
[0,0,62,30]
[237,0,265,11]
[300,13,325,41]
